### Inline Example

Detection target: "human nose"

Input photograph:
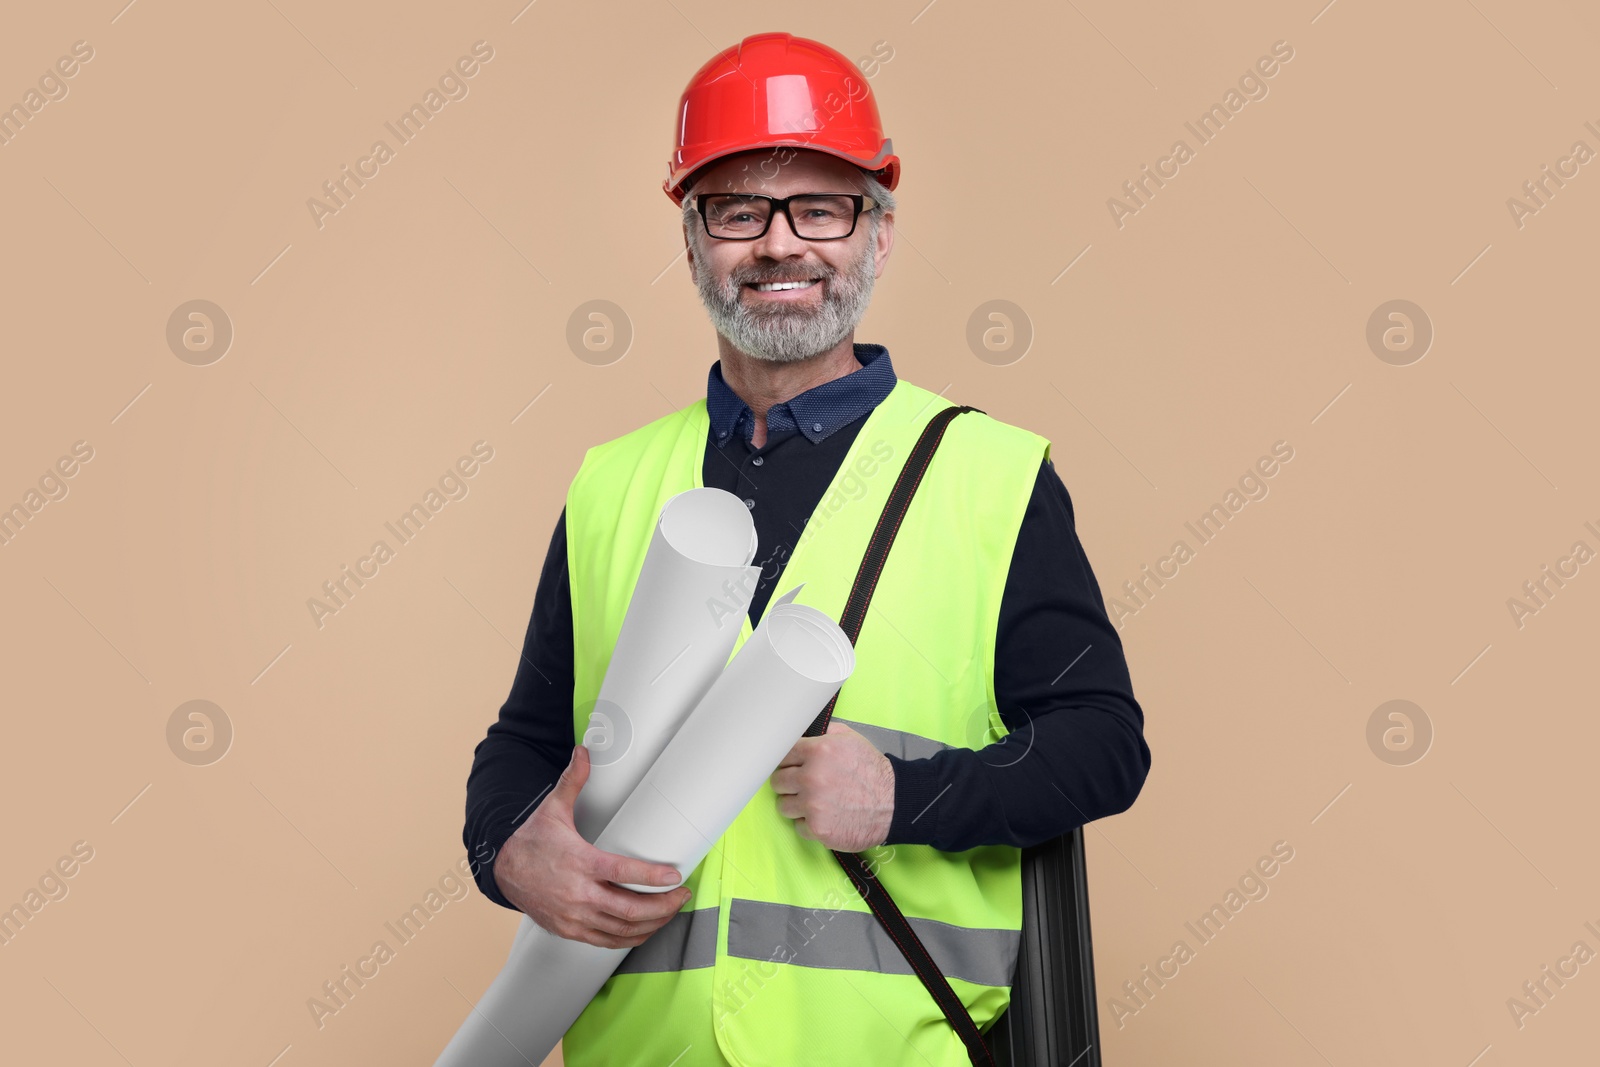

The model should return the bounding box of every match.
[750,201,808,258]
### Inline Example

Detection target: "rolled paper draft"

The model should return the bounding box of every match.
[572,486,760,843]
[434,585,853,1067]
[602,588,856,893]
[512,488,758,964]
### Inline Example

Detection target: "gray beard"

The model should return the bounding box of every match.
[692,225,878,364]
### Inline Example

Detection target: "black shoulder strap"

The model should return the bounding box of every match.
[806,402,997,1067]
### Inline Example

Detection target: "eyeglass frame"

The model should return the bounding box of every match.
[689,192,879,241]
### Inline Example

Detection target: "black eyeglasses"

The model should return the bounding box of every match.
[691,192,876,241]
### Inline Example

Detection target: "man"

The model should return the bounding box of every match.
[463,31,1150,1067]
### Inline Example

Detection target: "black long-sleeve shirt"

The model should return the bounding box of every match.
[464,344,1150,909]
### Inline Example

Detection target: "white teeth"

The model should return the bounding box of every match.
[752,279,819,291]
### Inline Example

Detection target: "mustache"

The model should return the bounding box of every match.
[733,264,834,286]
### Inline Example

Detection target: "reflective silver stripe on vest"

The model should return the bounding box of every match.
[831,718,953,761]
[615,906,719,974]
[726,898,1019,988]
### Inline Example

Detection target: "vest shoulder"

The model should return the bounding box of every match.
[569,402,702,495]
[895,379,1050,460]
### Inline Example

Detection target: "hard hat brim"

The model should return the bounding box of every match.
[665,141,899,206]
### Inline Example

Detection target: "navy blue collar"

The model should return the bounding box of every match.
[706,343,898,446]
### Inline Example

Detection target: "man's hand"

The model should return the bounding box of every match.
[770,721,895,852]
[492,745,692,949]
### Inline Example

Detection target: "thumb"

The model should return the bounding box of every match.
[549,744,591,813]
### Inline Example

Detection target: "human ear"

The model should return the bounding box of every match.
[873,210,894,276]
[683,222,699,282]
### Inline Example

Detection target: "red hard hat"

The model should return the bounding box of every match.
[664,31,900,205]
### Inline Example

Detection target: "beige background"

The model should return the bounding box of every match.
[1,0,1595,1064]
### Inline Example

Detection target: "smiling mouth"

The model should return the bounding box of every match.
[746,278,822,292]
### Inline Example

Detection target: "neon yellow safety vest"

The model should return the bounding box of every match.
[563,376,1050,1067]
